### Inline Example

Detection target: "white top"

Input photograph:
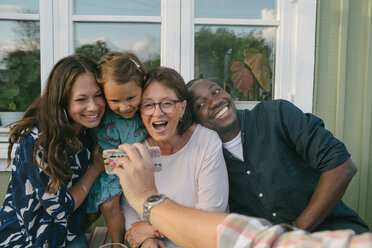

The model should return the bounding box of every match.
[222,131,243,161]
[121,124,229,247]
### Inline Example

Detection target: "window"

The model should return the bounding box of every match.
[0,1,40,127]
[73,0,161,68]
[194,1,276,103]
[179,0,316,111]
[0,0,316,170]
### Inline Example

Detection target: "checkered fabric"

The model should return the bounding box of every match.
[217,214,372,248]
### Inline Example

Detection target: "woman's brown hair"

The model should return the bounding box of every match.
[97,51,147,87]
[143,67,194,134]
[7,54,99,193]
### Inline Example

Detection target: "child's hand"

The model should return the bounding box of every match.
[91,145,105,173]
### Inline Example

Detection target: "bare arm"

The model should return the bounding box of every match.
[294,158,357,231]
[114,143,227,248]
[68,145,104,211]
[149,197,226,248]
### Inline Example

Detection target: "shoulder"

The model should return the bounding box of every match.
[18,126,40,146]
[195,124,220,139]
[242,100,304,121]
[190,124,222,147]
[183,125,223,161]
[250,99,298,113]
[14,127,42,171]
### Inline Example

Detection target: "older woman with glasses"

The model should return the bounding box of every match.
[120,67,228,248]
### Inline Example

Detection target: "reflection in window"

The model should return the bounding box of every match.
[195,0,276,19]
[74,0,160,16]
[0,0,39,14]
[0,20,40,122]
[194,25,276,101]
[74,23,161,69]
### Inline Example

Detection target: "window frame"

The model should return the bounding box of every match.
[180,0,317,112]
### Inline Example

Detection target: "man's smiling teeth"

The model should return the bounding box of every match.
[215,106,228,119]
[84,114,98,119]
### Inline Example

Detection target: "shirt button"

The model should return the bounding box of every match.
[259,193,263,198]
[246,170,251,175]
[272,212,277,217]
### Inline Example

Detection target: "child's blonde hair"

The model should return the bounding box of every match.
[97,51,147,87]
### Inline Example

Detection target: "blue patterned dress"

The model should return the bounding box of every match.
[87,110,147,213]
[0,127,96,247]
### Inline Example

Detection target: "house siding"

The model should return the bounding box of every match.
[314,0,372,227]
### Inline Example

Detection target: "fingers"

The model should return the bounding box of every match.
[116,156,129,169]
[132,143,152,164]
[118,143,153,170]
[141,238,165,248]
[114,143,158,213]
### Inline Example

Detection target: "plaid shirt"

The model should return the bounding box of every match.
[217,214,372,248]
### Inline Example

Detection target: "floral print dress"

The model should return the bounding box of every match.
[0,127,95,247]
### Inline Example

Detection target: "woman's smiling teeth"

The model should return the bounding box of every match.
[153,121,168,130]
[84,113,99,119]
[215,106,228,119]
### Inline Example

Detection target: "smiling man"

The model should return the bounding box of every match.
[187,78,370,234]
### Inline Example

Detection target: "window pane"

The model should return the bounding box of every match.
[195,0,276,19]
[0,0,39,14]
[74,23,161,69]
[194,25,276,101]
[0,20,40,126]
[74,0,160,16]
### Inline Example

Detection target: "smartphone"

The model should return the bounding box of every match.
[102,146,162,174]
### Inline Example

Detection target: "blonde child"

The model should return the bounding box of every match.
[86,52,147,244]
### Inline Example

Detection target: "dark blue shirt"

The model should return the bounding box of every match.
[0,127,96,247]
[224,100,368,232]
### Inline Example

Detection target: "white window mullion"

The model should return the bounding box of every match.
[72,15,161,23]
[180,0,194,83]
[40,0,54,91]
[53,0,73,63]
[0,14,39,21]
[292,0,316,113]
[194,18,279,26]
[161,0,181,70]
[275,0,293,104]
[275,0,316,113]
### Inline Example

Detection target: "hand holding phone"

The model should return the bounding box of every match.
[103,146,162,174]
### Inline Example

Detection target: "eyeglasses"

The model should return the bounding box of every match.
[140,99,182,116]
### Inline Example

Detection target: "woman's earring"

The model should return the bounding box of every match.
[179,115,183,123]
